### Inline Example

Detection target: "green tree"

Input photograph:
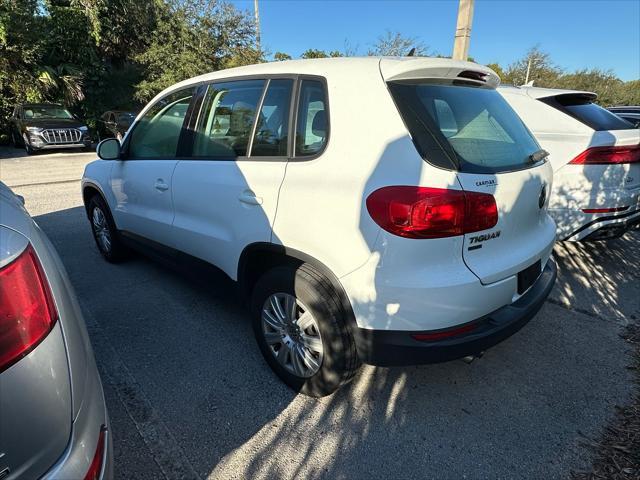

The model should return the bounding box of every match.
[300,49,342,59]
[368,31,429,56]
[134,0,260,102]
[274,51,292,61]
[503,46,562,86]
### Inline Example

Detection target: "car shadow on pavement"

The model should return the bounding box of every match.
[34,201,636,480]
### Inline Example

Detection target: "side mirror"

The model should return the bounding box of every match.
[97,138,121,160]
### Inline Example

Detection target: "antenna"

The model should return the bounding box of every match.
[407,47,416,57]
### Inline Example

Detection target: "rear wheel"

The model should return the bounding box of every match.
[87,195,129,263]
[251,264,360,397]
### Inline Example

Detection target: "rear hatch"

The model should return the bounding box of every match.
[0,201,72,479]
[384,59,555,285]
[538,92,640,194]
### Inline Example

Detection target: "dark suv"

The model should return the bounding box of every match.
[96,110,137,141]
[9,103,92,154]
[607,106,640,128]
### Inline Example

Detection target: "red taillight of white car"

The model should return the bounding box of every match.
[0,244,58,373]
[569,144,640,165]
[366,186,498,239]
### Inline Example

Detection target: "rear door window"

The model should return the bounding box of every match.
[389,82,542,173]
[542,95,635,131]
[251,79,293,157]
[193,79,265,158]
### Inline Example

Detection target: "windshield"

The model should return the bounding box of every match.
[389,82,542,173]
[23,105,74,120]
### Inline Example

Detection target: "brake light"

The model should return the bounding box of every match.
[582,206,629,214]
[366,186,498,239]
[569,144,640,165]
[0,244,57,373]
[84,425,108,480]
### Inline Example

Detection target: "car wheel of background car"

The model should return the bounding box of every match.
[22,133,33,155]
[87,195,130,263]
[11,130,20,148]
[251,263,360,397]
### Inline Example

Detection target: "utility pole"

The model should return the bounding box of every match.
[254,0,261,52]
[525,57,532,84]
[452,0,474,61]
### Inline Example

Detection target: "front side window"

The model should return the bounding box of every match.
[128,87,195,159]
[251,79,293,157]
[193,80,265,158]
[295,80,328,156]
[389,82,541,173]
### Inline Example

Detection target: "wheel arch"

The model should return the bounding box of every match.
[238,243,359,332]
[82,182,110,219]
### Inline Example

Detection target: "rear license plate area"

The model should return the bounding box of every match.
[518,259,541,295]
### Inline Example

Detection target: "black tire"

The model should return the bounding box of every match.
[22,133,33,155]
[251,264,360,397]
[10,130,20,148]
[87,195,130,263]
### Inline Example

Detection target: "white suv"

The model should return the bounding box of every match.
[499,86,640,241]
[82,58,557,396]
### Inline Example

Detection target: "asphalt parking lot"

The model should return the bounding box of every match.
[1,147,638,479]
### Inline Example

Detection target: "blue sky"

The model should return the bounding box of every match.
[230,0,640,81]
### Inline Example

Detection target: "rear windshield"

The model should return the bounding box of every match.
[541,95,635,131]
[389,82,542,173]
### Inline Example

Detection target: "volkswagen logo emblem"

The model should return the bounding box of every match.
[538,184,547,209]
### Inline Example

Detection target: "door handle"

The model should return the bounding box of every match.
[238,192,263,205]
[154,180,169,192]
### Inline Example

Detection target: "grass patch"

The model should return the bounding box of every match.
[572,322,640,479]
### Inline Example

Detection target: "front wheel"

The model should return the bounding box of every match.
[22,133,33,155]
[87,195,130,262]
[251,264,360,397]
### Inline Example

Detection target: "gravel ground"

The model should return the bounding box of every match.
[1,147,637,480]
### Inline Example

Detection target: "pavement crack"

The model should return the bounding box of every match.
[8,178,81,188]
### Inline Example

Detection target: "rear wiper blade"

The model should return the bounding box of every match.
[527,149,549,164]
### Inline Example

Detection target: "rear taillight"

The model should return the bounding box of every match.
[366,186,498,239]
[84,425,108,480]
[0,244,57,373]
[569,144,640,165]
[582,206,629,214]
[411,322,478,342]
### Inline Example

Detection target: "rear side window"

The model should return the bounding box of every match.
[129,87,195,159]
[541,95,635,131]
[193,80,265,158]
[389,82,541,173]
[295,80,328,156]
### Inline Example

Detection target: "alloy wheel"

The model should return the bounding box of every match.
[92,207,112,253]
[261,293,324,378]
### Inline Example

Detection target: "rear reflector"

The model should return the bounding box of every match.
[366,186,498,239]
[84,425,108,480]
[0,244,57,373]
[582,206,630,214]
[412,322,477,341]
[569,144,640,165]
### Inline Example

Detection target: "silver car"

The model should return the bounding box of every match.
[0,182,113,480]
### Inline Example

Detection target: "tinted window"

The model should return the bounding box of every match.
[193,80,265,158]
[543,96,635,131]
[23,105,73,120]
[129,87,195,158]
[251,79,293,157]
[389,82,541,173]
[295,80,328,156]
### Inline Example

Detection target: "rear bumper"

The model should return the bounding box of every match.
[562,208,640,241]
[354,260,557,367]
